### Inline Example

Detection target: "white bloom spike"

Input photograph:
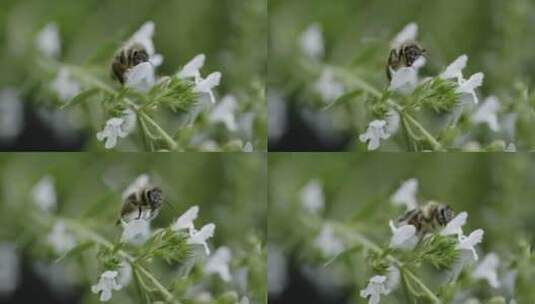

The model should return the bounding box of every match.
[125,62,156,92]
[91,271,122,302]
[204,247,232,282]
[314,224,344,257]
[299,24,324,60]
[96,110,136,149]
[31,176,57,213]
[360,275,389,304]
[36,23,61,58]
[208,95,238,131]
[456,72,484,104]
[389,67,419,94]
[390,178,418,210]
[300,180,324,214]
[359,120,390,151]
[121,219,151,245]
[47,221,76,255]
[187,223,216,255]
[472,253,500,288]
[51,68,81,102]
[472,96,500,132]
[456,229,484,261]
[441,211,467,237]
[391,22,418,49]
[315,69,344,103]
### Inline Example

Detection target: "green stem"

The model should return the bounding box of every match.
[403,113,444,151]
[139,112,178,150]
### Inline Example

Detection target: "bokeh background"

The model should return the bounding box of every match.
[268,153,535,303]
[0,153,266,303]
[268,0,535,151]
[0,0,266,151]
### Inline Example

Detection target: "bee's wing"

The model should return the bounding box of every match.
[122,174,150,200]
[391,22,418,49]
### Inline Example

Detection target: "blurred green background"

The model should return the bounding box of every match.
[269,153,535,303]
[0,153,266,303]
[268,0,535,151]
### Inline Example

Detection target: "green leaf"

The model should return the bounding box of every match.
[60,88,100,109]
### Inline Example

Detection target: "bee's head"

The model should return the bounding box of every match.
[146,187,163,208]
[132,48,149,66]
[438,205,455,226]
[403,43,426,66]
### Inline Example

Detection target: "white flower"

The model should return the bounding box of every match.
[440,211,467,237]
[388,57,426,94]
[299,179,324,214]
[389,221,418,250]
[0,88,24,141]
[126,21,163,67]
[314,224,344,257]
[177,54,206,79]
[440,55,484,104]
[187,223,216,255]
[456,73,484,104]
[472,96,500,132]
[242,142,253,152]
[267,246,288,296]
[385,266,400,292]
[267,90,288,141]
[171,205,199,233]
[31,175,57,213]
[314,68,345,103]
[360,275,389,304]
[391,22,418,49]
[390,178,418,210]
[121,219,151,245]
[385,109,400,135]
[96,109,136,149]
[299,23,324,60]
[204,246,232,282]
[124,62,155,92]
[47,221,76,255]
[51,68,81,102]
[36,22,61,58]
[456,229,484,261]
[194,72,222,104]
[505,143,516,152]
[91,270,122,302]
[0,243,19,296]
[240,297,250,304]
[440,55,468,81]
[209,95,238,131]
[359,120,390,151]
[472,253,500,288]
[116,262,132,287]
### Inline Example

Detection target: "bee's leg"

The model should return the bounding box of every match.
[386,49,399,81]
[111,62,125,84]
[136,207,142,220]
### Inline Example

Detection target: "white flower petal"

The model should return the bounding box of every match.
[121,219,151,245]
[440,55,468,80]
[389,67,419,94]
[391,22,418,49]
[315,69,345,103]
[391,178,418,210]
[389,221,418,250]
[187,223,216,255]
[472,96,500,132]
[314,224,344,257]
[299,24,324,60]
[128,21,156,55]
[96,110,135,149]
[300,180,324,214]
[125,62,155,92]
[47,221,76,255]
[456,229,484,261]
[177,54,206,79]
[36,23,61,58]
[51,68,81,101]
[441,211,467,236]
[171,206,199,232]
[31,176,57,213]
[472,253,500,288]
[360,275,389,304]
[91,270,122,302]
[205,247,232,282]
[208,95,238,131]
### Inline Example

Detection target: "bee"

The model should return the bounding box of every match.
[396,201,455,236]
[117,186,163,224]
[386,42,426,81]
[111,42,149,84]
